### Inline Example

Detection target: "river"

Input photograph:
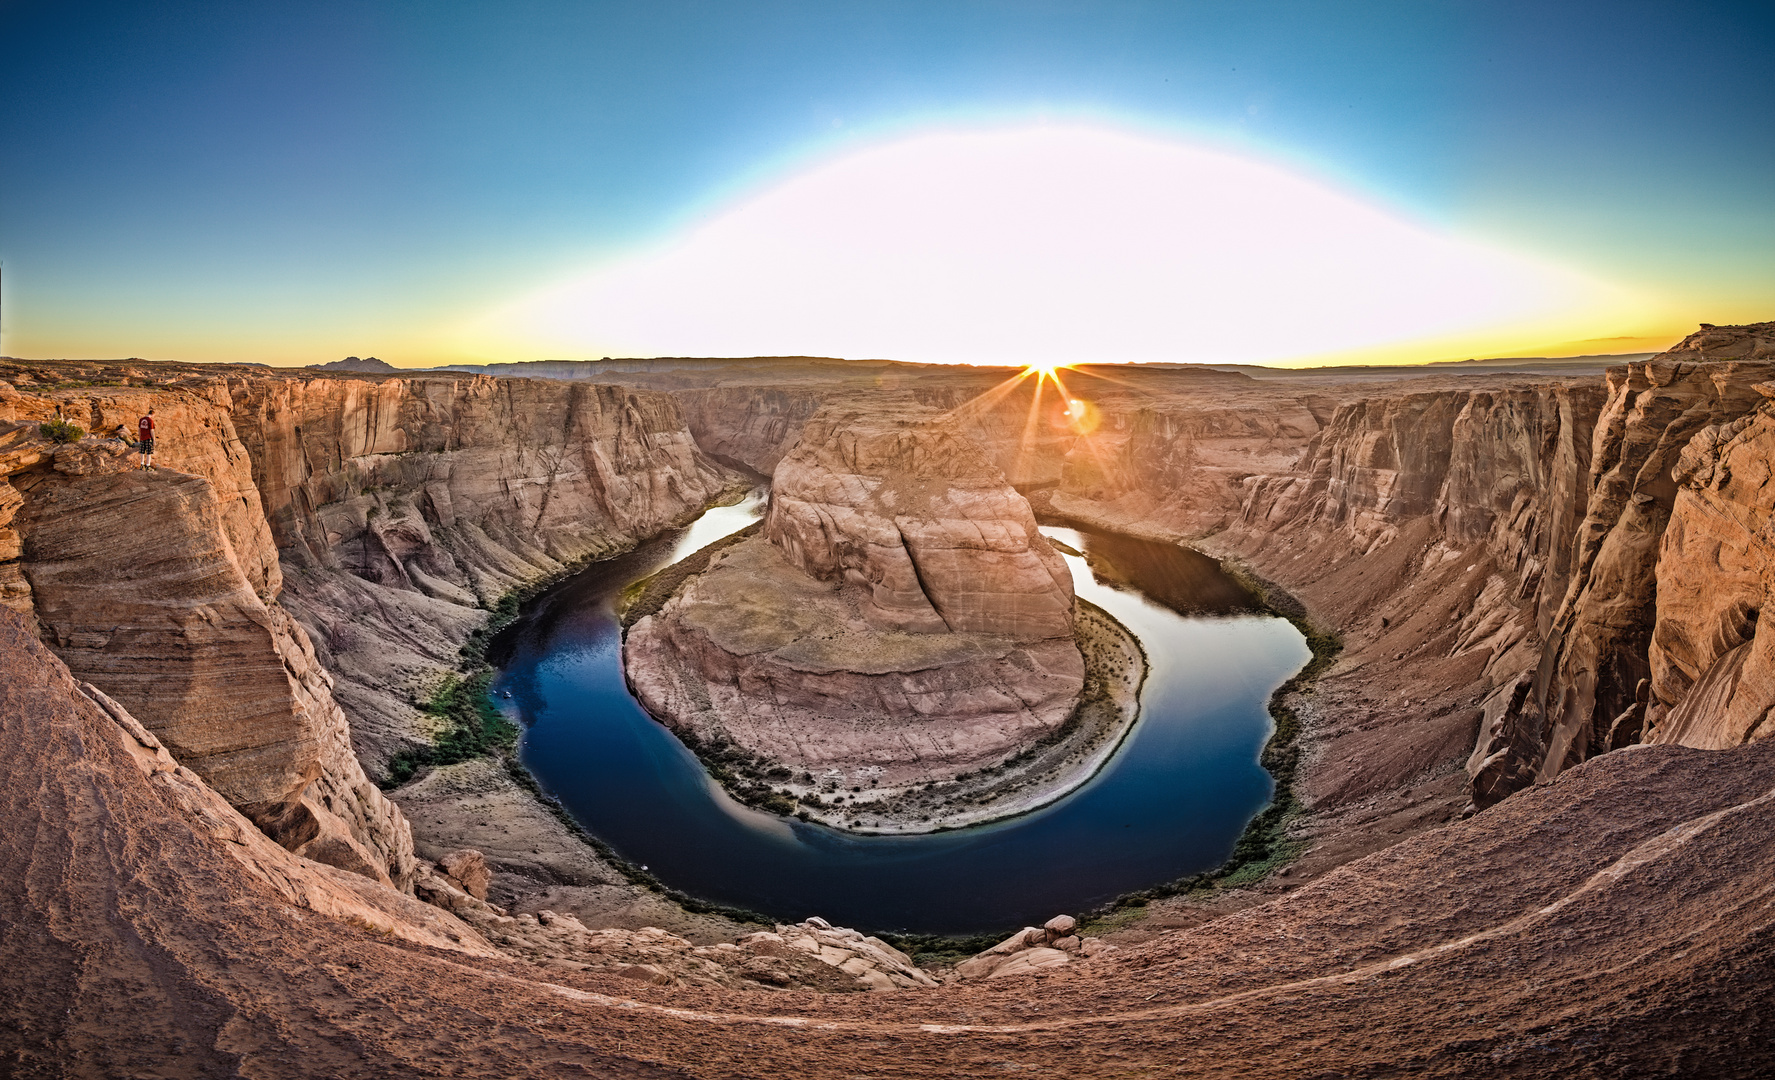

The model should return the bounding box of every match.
[492,491,1308,935]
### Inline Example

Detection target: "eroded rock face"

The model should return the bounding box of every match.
[765,402,1074,638]
[232,375,732,589]
[1470,324,1775,806]
[1647,382,1775,747]
[626,401,1084,790]
[672,385,829,474]
[627,537,1085,787]
[228,374,743,773]
[0,368,748,892]
[0,610,486,957]
[16,465,418,888]
[1,387,418,889]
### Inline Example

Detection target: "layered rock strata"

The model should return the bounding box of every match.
[625,402,1087,800]
[0,385,417,888]
[765,402,1076,638]
[0,365,743,899]
[0,610,485,955]
[1648,378,1775,747]
[1468,323,1775,804]
[0,618,942,1000]
[228,373,743,771]
[8,600,1775,1076]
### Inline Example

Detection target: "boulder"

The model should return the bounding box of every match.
[437,849,491,900]
[987,947,1072,978]
[956,914,1097,979]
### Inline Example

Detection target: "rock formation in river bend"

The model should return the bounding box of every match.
[765,402,1075,638]
[8,346,1775,1074]
[625,400,1084,788]
[9,595,1775,1075]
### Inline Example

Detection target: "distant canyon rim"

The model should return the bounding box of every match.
[2,322,1774,1077]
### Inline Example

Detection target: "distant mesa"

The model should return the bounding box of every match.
[310,355,397,373]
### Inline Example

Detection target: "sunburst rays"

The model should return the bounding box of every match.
[937,361,1125,489]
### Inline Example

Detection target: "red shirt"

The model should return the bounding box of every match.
[138,416,154,442]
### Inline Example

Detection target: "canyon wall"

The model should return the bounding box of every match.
[0,366,744,893]
[672,385,830,474]
[934,369,1327,538]
[668,367,1324,540]
[1649,395,1775,747]
[0,382,417,887]
[1229,380,1602,650]
[9,594,1775,1076]
[1467,325,1775,805]
[227,374,743,769]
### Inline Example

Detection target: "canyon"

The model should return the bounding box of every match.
[2,325,1773,1076]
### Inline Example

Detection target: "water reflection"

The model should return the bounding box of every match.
[1058,528,1257,615]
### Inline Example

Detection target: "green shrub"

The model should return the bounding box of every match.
[39,418,85,444]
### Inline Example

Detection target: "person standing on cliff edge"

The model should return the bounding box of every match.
[136,408,155,469]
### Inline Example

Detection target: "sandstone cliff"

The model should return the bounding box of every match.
[1647,362,1775,747]
[8,599,1775,1075]
[1468,323,1775,805]
[0,365,745,896]
[1,383,418,889]
[672,385,830,474]
[227,373,743,770]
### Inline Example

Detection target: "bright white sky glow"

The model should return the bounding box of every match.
[480,126,1626,365]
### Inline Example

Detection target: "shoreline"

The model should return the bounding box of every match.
[403,493,1320,938]
[786,597,1147,835]
[1025,502,1342,919]
[622,579,1148,836]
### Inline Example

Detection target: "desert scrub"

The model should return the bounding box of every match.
[677,730,803,816]
[38,418,85,443]
[381,671,517,787]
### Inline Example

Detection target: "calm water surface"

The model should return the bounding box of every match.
[494,492,1307,935]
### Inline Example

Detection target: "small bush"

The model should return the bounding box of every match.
[39,418,85,444]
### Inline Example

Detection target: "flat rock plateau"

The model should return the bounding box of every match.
[2,327,1774,1077]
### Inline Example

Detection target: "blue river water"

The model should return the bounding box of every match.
[495,494,1307,935]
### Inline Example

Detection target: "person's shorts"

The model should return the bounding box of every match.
[138,439,155,454]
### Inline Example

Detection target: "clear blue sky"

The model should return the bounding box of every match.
[2,0,1770,365]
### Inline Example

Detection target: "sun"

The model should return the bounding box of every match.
[1022,361,1070,385]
